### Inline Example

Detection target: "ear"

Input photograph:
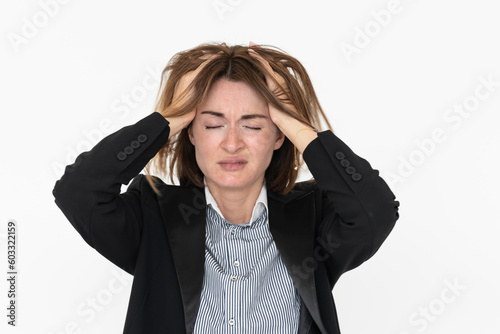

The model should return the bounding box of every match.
[188,124,195,146]
[273,129,285,150]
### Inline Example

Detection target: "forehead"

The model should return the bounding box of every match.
[198,79,268,115]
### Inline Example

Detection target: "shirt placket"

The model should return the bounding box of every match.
[224,224,250,333]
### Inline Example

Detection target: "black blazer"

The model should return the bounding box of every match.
[53,112,399,334]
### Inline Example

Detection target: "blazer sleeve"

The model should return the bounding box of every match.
[302,130,400,280]
[52,112,171,274]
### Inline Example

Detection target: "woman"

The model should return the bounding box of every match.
[53,42,399,334]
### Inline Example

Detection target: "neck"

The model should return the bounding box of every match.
[207,182,263,225]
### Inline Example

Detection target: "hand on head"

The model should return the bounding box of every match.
[166,51,223,137]
[246,42,298,131]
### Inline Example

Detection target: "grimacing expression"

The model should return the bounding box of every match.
[188,79,284,194]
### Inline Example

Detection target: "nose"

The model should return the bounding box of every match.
[222,126,244,153]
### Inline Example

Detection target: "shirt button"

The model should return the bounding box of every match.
[230,275,237,282]
[233,260,240,267]
[228,318,235,326]
[230,228,236,235]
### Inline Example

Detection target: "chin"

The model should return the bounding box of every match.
[214,180,249,190]
[209,174,258,191]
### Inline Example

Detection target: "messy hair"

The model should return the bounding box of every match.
[145,43,331,194]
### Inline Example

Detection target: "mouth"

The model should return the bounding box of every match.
[218,158,247,164]
[218,158,248,170]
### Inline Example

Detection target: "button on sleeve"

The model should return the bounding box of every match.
[116,151,127,161]
[335,151,345,160]
[130,140,140,149]
[352,173,362,181]
[340,159,350,167]
[345,166,356,175]
[124,146,134,155]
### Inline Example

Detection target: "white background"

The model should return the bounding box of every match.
[1,0,499,333]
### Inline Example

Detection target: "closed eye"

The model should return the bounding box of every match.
[244,126,261,130]
[205,125,261,130]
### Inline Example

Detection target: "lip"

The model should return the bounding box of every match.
[218,158,248,171]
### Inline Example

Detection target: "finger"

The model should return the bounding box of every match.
[248,49,273,78]
[248,49,296,114]
[198,52,218,60]
[194,50,223,74]
[248,49,280,89]
[249,41,261,48]
[173,51,222,103]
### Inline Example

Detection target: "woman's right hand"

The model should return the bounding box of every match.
[164,51,222,138]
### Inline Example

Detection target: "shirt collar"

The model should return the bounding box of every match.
[204,180,268,226]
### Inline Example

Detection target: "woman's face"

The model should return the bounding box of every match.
[188,79,284,195]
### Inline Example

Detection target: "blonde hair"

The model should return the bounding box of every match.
[146,43,331,194]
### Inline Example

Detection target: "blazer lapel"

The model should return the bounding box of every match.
[156,184,326,333]
[268,189,327,334]
[157,185,207,334]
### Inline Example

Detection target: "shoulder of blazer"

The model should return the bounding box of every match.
[128,174,202,202]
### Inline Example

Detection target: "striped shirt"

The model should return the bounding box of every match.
[192,184,301,334]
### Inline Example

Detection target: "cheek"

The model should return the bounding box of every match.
[192,130,218,168]
[248,135,279,159]
[193,146,210,178]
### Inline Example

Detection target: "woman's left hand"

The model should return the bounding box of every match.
[247,46,295,130]
[248,44,318,153]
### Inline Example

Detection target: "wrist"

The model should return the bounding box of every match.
[278,118,318,154]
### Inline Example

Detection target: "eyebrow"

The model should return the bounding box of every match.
[200,111,268,120]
